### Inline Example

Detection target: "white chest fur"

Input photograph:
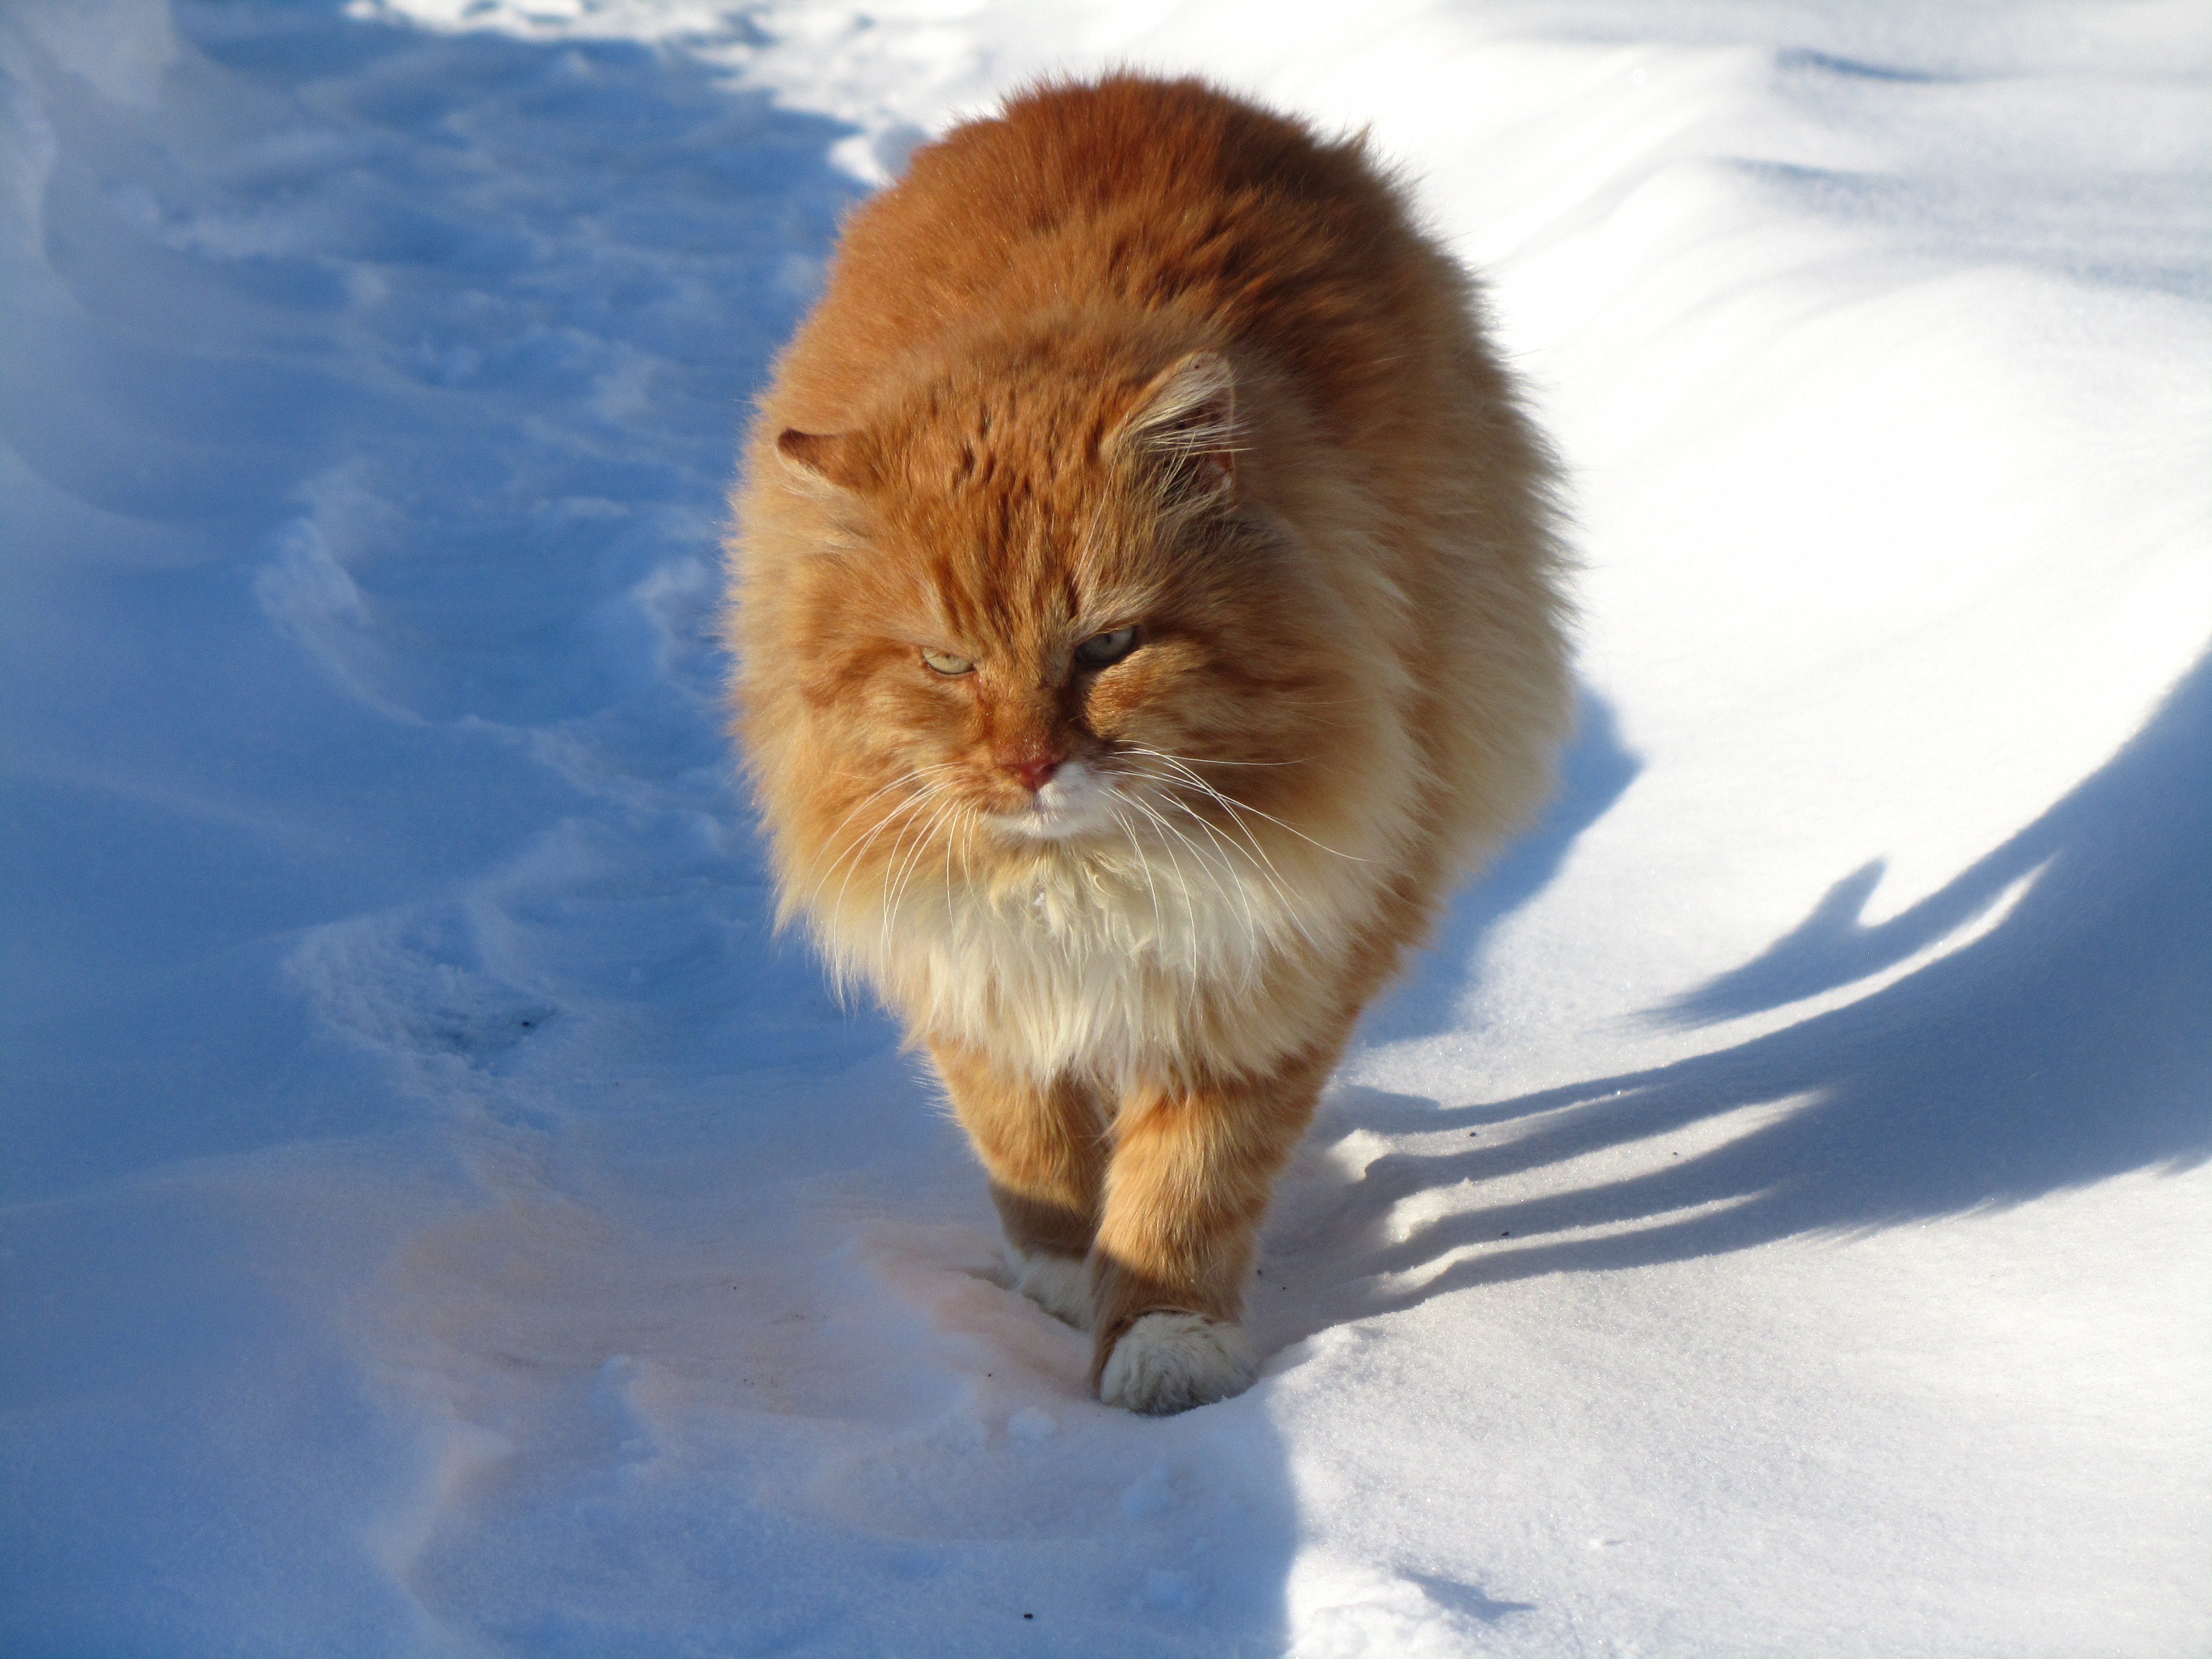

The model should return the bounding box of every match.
[817,821,1384,1087]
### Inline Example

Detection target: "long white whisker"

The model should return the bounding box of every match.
[1126,789,1242,896]
[804,763,964,914]
[877,813,938,962]
[881,797,964,961]
[1124,750,1311,769]
[816,762,963,857]
[1117,764,1327,955]
[1146,790,1265,977]
[1124,747,1368,863]
[1133,792,1264,982]
[1112,804,1166,960]
[865,786,957,951]
[1115,791,1205,979]
[864,806,931,964]
[942,803,972,923]
[820,789,934,924]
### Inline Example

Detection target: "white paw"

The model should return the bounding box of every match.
[1008,1249,1091,1329]
[1098,1312,1256,1415]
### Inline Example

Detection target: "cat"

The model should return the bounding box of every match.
[724,74,1570,1414]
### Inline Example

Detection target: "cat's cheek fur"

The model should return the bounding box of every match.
[1097,1312,1259,1415]
[1007,1249,1092,1329]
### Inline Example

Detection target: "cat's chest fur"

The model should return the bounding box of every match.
[831,826,1389,1087]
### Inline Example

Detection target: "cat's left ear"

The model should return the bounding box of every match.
[774,428,879,495]
[1113,351,1240,503]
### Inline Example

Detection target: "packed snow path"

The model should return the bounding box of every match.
[4,2,2207,1654]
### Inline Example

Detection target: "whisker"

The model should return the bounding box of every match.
[803,763,964,914]
[1135,792,1270,983]
[819,790,934,923]
[879,797,962,963]
[864,807,931,963]
[1115,791,1207,979]
[1120,747,1311,769]
[1146,790,1267,978]
[1118,765,1328,955]
[1113,805,1166,959]
[943,803,974,922]
[1123,747,1369,863]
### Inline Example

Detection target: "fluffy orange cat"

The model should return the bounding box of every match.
[725,75,1569,1413]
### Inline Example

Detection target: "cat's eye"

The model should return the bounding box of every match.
[921,648,974,676]
[1074,626,1142,668]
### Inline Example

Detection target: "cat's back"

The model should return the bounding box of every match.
[776,75,1465,437]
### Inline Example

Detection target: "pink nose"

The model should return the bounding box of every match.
[1006,755,1063,793]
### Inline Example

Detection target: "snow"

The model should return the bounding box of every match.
[3,0,2206,1653]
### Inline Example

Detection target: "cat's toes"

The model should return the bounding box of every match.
[1008,1249,1091,1329]
[1097,1311,1256,1415]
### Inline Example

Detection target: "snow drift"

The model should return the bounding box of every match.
[3,1,2206,1653]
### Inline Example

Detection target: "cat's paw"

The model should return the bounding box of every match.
[1008,1249,1091,1329]
[1097,1312,1256,1415]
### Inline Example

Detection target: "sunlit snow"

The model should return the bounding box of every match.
[4,1,2207,1654]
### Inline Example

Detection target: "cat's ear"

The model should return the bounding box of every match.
[1114,351,1240,503]
[774,428,878,495]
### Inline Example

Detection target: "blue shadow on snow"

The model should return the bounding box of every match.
[1305,649,2212,1328]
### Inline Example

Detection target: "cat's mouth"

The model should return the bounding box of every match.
[987,756,1121,842]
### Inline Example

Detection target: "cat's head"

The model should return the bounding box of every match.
[757,338,1351,863]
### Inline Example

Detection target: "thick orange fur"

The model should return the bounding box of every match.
[725,75,1571,1412]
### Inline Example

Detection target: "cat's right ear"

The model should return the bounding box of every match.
[1113,351,1241,507]
[774,428,877,495]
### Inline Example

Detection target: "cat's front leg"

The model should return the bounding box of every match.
[929,1038,1108,1328]
[1089,1047,1331,1414]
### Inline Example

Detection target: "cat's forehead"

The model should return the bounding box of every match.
[886,477,1117,646]
[840,340,1189,646]
[876,391,1145,634]
[910,361,1114,487]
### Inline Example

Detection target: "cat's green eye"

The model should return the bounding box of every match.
[921,648,974,676]
[1074,626,1142,668]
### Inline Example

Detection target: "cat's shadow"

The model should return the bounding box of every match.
[1260,651,2212,1346]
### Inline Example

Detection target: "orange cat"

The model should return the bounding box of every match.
[725,75,1570,1413]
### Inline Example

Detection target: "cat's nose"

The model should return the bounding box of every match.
[1003,752,1064,793]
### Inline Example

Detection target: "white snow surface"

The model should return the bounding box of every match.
[4,0,2208,1653]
